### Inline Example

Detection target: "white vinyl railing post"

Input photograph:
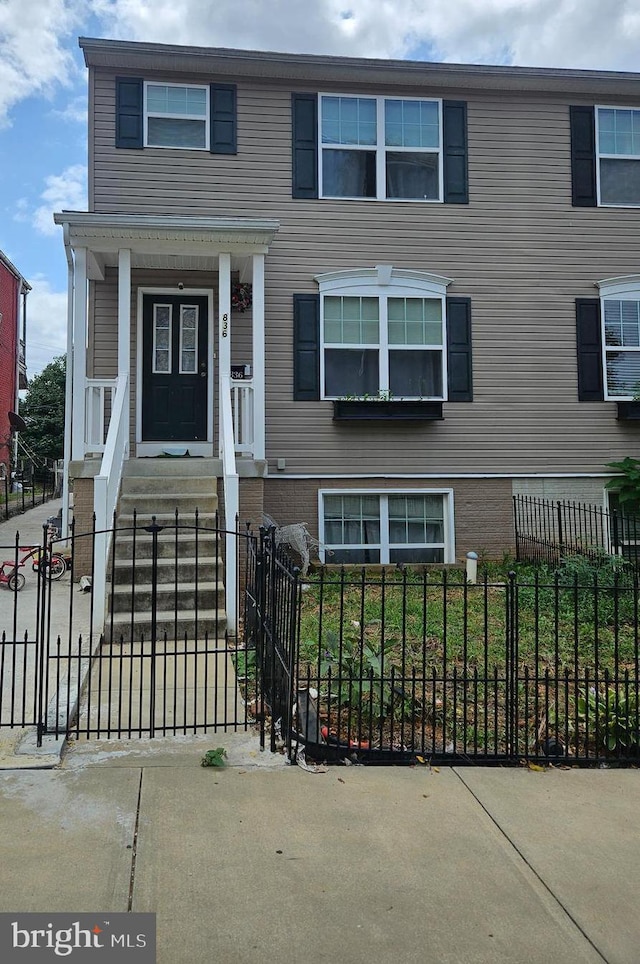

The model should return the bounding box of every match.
[92,373,129,634]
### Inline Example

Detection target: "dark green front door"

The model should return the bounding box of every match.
[142,294,208,441]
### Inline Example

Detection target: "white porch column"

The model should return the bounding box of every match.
[117,248,131,459]
[71,246,88,462]
[218,252,232,457]
[252,253,266,461]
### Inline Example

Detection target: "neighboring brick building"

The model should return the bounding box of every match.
[0,251,29,477]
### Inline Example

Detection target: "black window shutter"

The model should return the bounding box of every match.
[442,101,468,204]
[292,93,318,199]
[293,294,320,400]
[210,84,237,154]
[116,77,143,149]
[576,298,604,400]
[570,106,597,207]
[446,297,473,401]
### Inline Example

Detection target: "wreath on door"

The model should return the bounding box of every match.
[231,283,252,312]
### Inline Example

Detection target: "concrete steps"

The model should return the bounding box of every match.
[107,459,225,642]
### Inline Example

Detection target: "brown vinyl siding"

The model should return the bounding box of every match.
[90,67,640,478]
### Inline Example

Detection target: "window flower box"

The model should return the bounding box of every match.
[332,399,443,421]
[617,401,640,420]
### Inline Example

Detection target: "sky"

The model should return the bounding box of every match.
[2,0,640,378]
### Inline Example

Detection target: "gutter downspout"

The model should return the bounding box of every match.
[61,222,74,539]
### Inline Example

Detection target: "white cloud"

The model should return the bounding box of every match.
[52,94,88,125]
[33,165,87,237]
[25,276,68,377]
[1,0,639,132]
[13,198,29,224]
[84,0,640,71]
[0,0,85,128]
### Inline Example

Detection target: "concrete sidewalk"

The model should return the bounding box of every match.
[1,734,639,964]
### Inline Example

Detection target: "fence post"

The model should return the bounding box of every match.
[36,525,49,746]
[513,496,520,561]
[146,515,161,740]
[556,501,564,557]
[611,508,621,557]
[506,571,518,759]
[285,565,300,761]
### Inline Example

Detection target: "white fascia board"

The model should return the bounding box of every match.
[53,211,280,232]
[596,275,640,297]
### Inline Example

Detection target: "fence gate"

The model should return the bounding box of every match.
[1,518,258,745]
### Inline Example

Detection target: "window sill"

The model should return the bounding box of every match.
[616,401,640,420]
[332,400,444,421]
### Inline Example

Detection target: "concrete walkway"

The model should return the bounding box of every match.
[0,499,91,764]
[1,736,639,963]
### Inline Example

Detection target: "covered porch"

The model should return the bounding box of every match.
[54,211,279,630]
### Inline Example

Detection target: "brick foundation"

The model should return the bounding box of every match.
[264,476,515,564]
[71,476,95,578]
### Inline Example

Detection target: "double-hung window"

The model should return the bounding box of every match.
[144,82,209,149]
[318,268,449,399]
[597,107,640,206]
[320,490,454,564]
[320,95,442,200]
[599,278,640,398]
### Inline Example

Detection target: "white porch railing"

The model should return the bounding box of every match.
[92,374,129,633]
[220,374,239,628]
[230,378,254,455]
[85,378,116,454]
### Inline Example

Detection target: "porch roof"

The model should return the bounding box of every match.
[53,211,280,276]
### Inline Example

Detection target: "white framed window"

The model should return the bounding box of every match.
[596,106,640,206]
[152,304,172,373]
[598,276,640,398]
[317,267,451,399]
[319,489,455,564]
[319,94,442,201]
[179,305,199,374]
[144,82,209,149]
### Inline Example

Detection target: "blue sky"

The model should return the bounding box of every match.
[2,0,640,377]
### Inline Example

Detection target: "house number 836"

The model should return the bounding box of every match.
[222,314,228,337]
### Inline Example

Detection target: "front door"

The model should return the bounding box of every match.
[141,294,209,442]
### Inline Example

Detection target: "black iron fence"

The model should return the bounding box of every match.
[3,515,640,767]
[1,462,57,521]
[514,494,640,568]
[290,566,640,766]
[244,527,298,757]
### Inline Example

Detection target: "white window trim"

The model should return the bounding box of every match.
[316,266,452,401]
[595,105,640,208]
[597,275,640,400]
[178,304,199,375]
[143,81,210,150]
[318,487,455,564]
[318,93,443,202]
[151,303,172,375]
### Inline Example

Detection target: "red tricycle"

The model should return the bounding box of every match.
[0,545,68,592]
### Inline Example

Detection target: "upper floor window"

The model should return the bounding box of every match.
[144,83,209,149]
[319,95,442,201]
[317,268,451,400]
[597,107,640,206]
